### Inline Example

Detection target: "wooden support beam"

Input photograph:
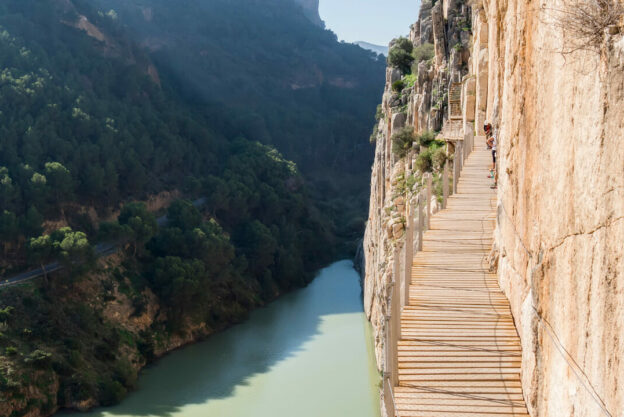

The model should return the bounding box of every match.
[417,193,424,252]
[425,174,432,231]
[453,145,460,195]
[442,161,449,209]
[403,201,414,308]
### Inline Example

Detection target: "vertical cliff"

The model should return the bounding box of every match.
[483,0,624,415]
[364,0,624,415]
[362,0,472,366]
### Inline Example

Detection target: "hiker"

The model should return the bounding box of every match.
[486,133,497,188]
[483,121,493,149]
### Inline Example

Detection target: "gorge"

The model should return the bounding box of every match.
[1,0,623,415]
[0,0,384,415]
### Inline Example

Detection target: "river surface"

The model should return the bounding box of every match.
[57,260,380,417]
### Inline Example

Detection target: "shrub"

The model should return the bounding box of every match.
[100,380,127,406]
[391,127,415,158]
[0,306,14,323]
[24,350,52,368]
[5,346,18,355]
[412,42,435,63]
[552,0,624,54]
[417,130,437,147]
[432,147,448,169]
[388,37,415,74]
[392,80,405,93]
[403,73,417,88]
[375,104,383,121]
[392,37,414,54]
[415,150,433,173]
[369,124,379,143]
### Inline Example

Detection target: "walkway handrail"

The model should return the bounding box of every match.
[382,134,475,417]
[451,128,475,195]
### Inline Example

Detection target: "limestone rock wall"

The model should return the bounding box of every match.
[365,0,624,415]
[363,0,471,367]
[480,0,624,414]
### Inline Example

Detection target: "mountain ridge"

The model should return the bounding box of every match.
[355,41,388,56]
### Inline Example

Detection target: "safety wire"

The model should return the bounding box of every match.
[497,199,613,417]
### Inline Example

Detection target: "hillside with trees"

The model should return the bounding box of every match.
[0,0,384,414]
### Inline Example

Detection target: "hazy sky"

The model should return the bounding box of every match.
[319,0,421,46]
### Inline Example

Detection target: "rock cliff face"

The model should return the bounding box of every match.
[363,0,471,366]
[364,0,624,415]
[482,0,624,415]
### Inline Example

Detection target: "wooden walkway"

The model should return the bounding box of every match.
[394,146,529,416]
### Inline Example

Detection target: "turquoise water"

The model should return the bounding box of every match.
[57,260,380,417]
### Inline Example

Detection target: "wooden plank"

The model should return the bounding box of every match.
[392,147,529,416]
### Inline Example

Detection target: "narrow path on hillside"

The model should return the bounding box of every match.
[393,145,529,416]
[0,198,207,288]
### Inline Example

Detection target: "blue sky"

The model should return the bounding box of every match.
[319,0,421,46]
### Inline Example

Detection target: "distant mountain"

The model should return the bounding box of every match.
[356,41,389,56]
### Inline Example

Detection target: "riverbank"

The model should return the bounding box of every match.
[55,261,380,417]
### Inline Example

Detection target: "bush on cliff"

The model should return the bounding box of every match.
[392,80,406,93]
[412,42,435,64]
[388,37,415,74]
[392,127,415,158]
[417,130,438,147]
[415,149,433,173]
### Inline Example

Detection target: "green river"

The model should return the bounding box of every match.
[57,260,381,417]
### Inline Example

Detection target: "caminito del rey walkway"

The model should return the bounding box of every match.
[393,144,529,416]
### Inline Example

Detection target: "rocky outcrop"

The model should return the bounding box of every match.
[363,0,471,366]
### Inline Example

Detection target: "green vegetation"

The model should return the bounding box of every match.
[391,127,416,158]
[432,147,449,169]
[412,42,435,64]
[415,151,433,173]
[0,0,385,413]
[403,73,417,88]
[388,37,415,74]
[375,104,384,121]
[28,228,94,280]
[417,130,438,147]
[414,135,446,173]
[392,80,405,93]
[370,124,379,143]
[0,0,385,274]
[95,0,386,221]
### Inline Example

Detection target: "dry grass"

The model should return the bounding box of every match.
[550,0,624,54]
